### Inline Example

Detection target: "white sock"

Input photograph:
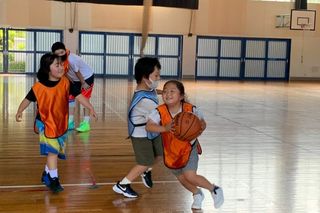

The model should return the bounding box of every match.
[194,188,202,195]
[69,115,74,122]
[45,165,49,173]
[120,177,131,185]
[84,116,90,122]
[48,169,58,178]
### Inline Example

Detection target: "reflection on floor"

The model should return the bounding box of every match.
[0,76,319,212]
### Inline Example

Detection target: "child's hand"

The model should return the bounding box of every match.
[156,89,163,95]
[89,109,98,121]
[16,112,23,122]
[199,120,206,135]
[164,121,174,132]
[81,82,90,90]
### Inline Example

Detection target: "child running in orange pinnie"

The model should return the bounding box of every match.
[15,53,97,193]
[146,80,224,210]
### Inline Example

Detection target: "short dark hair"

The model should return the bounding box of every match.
[37,53,59,82]
[134,57,161,83]
[51,42,66,53]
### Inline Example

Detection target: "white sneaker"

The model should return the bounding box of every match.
[212,186,224,208]
[191,189,205,210]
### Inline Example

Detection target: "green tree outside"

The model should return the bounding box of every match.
[8,30,27,72]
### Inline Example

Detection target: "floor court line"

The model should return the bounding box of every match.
[0,180,180,189]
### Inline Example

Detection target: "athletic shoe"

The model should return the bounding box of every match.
[48,175,64,193]
[191,189,204,209]
[76,121,90,132]
[112,181,138,198]
[211,186,224,209]
[68,120,75,130]
[41,171,50,187]
[141,170,153,188]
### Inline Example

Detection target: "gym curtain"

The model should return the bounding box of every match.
[295,0,307,9]
[53,0,199,9]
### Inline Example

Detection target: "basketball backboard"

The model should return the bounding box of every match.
[290,9,316,31]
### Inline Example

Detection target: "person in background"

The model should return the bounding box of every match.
[51,42,95,132]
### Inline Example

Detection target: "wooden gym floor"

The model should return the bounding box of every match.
[0,75,319,213]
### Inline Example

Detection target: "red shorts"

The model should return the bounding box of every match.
[69,83,94,101]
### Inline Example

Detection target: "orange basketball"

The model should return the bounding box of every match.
[173,112,202,141]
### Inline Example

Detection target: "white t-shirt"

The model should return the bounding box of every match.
[130,91,158,137]
[67,53,93,82]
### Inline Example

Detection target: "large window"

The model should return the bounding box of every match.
[196,36,291,81]
[79,31,182,78]
[0,28,3,72]
[0,28,63,73]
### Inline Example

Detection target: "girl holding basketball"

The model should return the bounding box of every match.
[146,80,224,210]
[15,53,97,193]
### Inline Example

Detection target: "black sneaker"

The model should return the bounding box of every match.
[141,170,153,188]
[48,175,64,193]
[41,171,50,187]
[112,181,138,198]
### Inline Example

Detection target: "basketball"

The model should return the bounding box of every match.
[173,112,202,141]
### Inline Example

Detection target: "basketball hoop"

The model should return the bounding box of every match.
[299,23,310,64]
[299,24,310,30]
[290,10,316,31]
[289,10,316,64]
